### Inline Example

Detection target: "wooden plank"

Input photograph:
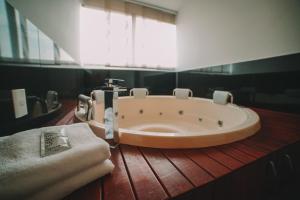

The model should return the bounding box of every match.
[217,145,256,164]
[261,124,300,142]
[66,113,75,125]
[162,149,214,187]
[120,145,168,200]
[46,100,76,126]
[243,120,297,151]
[184,149,231,178]
[202,148,243,170]
[253,107,300,125]
[56,109,76,126]
[252,129,287,146]
[199,148,245,200]
[53,104,300,200]
[103,147,135,200]
[230,142,267,158]
[140,148,194,198]
[244,136,283,152]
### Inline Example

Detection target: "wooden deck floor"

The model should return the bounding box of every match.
[54,101,300,200]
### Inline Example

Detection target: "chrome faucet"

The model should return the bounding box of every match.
[104,79,127,144]
[105,78,126,89]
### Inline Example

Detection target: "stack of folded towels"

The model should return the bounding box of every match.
[0,123,114,200]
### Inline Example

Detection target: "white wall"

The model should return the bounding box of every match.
[7,0,81,62]
[177,0,300,70]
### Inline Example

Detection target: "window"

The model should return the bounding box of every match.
[0,0,75,64]
[26,20,40,62]
[80,1,177,69]
[0,0,13,58]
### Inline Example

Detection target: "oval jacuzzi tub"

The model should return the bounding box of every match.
[75,96,260,148]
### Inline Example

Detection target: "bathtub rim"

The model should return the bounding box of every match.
[74,95,261,148]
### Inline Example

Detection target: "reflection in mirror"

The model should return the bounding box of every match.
[184,53,300,75]
[15,9,26,60]
[39,31,55,64]
[59,47,75,63]
[0,0,75,65]
[26,19,39,62]
[0,0,13,58]
[188,64,232,75]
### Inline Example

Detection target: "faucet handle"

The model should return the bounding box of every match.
[105,78,125,86]
[105,78,125,84]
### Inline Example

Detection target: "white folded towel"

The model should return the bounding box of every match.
[130,88,149,99]
[0,123,111,199]
[92,90,105,104]
[173,88,192,99]
[213,90,232,105]
[29,159,114,200]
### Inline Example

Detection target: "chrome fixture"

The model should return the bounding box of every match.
[105,78,126,89]
[77,94,92,121]
[103,79,127,144]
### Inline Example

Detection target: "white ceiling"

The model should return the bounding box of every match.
[132,0,184,12]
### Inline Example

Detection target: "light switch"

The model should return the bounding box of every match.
[11,89,28,118]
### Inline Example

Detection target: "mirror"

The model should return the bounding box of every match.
[181,53,300,75]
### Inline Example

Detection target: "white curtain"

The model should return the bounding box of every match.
[80,0,176,69]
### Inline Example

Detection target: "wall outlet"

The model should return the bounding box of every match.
[11,89,28,118]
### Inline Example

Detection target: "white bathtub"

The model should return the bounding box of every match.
[75,96,260,148]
